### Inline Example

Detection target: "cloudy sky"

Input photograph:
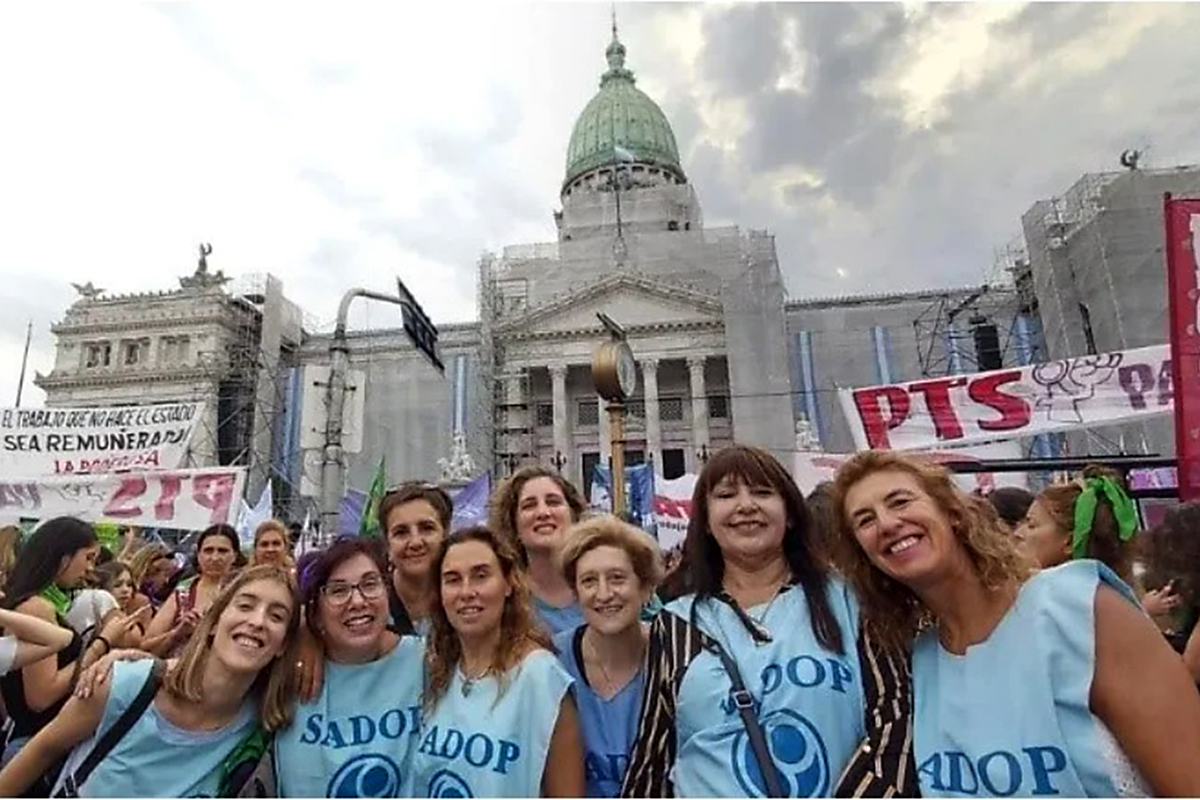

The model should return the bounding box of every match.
[2,2,1199,408]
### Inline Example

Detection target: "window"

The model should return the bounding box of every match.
[536,403,554,428]
[84,342,111,369]
[581,452,601,501]
[625,450,645,466]
[578,400,598,426]
[160,336,191,364]
[122,341,142,366]
[660,397,684,421]
[627,399,645,419]
[662,448,685,480]
[709,395,730,419]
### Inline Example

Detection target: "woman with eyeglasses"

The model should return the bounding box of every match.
[407,525,585,797]
[491,467,589,636]
[273,537,425,797]
[380,482,453,635]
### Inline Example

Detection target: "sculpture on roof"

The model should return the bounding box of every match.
[438,431,477,483]
[795,417,822,453]
[179,242,230,290]
[70,281,105,300]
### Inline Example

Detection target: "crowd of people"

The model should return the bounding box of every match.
[0,445,1198,797]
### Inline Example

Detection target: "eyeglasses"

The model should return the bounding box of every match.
[320,575,386,606]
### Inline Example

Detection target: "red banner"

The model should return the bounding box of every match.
[1165,195,1200,500]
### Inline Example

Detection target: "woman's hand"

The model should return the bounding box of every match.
[74,649,153,699]
[1143,583,1181,618]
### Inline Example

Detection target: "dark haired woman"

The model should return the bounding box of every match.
[836,450,1200,796]
[623,445,913,798]
[491,466,589,635]
[380,481,453,634]
[143,523,241,657]
[1142,500,1200,685]
[274,536,425,797]
[0,565,300,797]
[408,525,585,797]
[0,517,141,791]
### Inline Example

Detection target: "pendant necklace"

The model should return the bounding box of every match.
[460,662,491,697]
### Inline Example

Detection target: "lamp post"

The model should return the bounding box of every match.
[551,450,567,473]
[591,312,637,518]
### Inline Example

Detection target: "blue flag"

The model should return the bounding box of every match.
[450,473,491,531]
[590,463,657,535]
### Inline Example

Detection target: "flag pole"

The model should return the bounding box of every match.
[14,320,31,407]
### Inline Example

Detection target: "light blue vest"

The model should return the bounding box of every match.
[913,559,1142,797]
[407,648,573,798]
[52,659,255,797]
[553,625,644,797]
[665,579,864,798]
[275,635,425,798]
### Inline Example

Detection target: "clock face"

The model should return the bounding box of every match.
[616,345,637,398]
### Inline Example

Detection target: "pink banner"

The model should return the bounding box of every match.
[0,468,245,530]
[1165,196,1200,500]
[838,345,1171,451]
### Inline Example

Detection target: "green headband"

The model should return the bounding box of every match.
[1072,476,1138,560]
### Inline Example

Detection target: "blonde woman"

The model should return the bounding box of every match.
[251,519,294,570]
[0,565,301,797]
[556,516,663,798]
[834,450,1200,796]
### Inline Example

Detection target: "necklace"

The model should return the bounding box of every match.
[459,662,491,697]
[746,580,787,645]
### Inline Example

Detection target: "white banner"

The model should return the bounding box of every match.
[0,467,244,530]
[653,474,696,553]
[794,440,1029,495]
[837,344,1171,451]
[0,402,204,477]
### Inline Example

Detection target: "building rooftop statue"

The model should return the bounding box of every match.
[562,15,685,192]
[179,243,231,291]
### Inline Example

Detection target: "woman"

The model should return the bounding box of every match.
[0,607,77,677]
[127,543,178,610]
[1142,501,1200,683]
[987,486,1035,532]
[143,523,240,656]
[380,482,452,633]
[623,445,911,798]
[273,537,425,797]
[0,517,141,786]
[491,466,588,635]
[408,525,584,797]
[556,516,663,798]
[0,565,300,797]
[834,450,1200,796]
[1015,466,1139,584]
[251,519,294,570]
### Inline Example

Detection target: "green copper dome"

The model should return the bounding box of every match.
[562,27,685,192]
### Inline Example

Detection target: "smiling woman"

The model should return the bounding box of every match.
[0,565,301,798]
[833,450,1200,797]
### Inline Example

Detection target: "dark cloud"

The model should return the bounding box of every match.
[698,4,788,97]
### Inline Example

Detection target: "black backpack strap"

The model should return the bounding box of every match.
[690,600,786,798]
[55,660,165,798]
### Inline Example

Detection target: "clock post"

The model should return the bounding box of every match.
[591,313,636,519]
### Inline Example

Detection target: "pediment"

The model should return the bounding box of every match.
[496,274,722,336]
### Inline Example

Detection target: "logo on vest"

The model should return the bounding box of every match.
[327,753,402,798]
[731,709,830,798]
[428,768,474,798]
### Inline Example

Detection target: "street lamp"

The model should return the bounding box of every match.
[591,312,637,518]
[551,450,567,473]
[697,444,710,466]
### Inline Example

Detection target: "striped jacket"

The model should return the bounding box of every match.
[620,594,917,797]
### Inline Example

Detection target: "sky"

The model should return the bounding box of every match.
[2,1,1199,408]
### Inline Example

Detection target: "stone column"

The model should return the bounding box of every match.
[688,356,710,471]
[642,358,661,476]
[505,371,526,471]
[550,364,571,482]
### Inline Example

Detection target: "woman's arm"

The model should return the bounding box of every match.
[1180,619,1200,683]
[0,608,74,672]
[15,598,108,713]
[541,693,585,797]
[1092,585,1200,795]
[140,593,185,656]
[0,681,108,795]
